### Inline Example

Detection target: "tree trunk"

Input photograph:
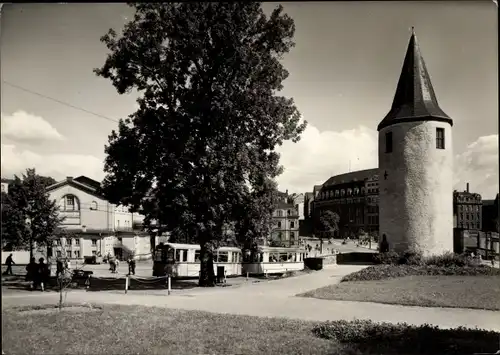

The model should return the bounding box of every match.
[320,238,323,255]
[198,242,216,287]
[29,238,33,260]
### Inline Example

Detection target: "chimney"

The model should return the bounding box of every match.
[67,176,73,181]
[466,183,469,193]
[286,189,288,195]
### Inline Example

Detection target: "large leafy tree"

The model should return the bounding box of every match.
[1,169,64,257]
[317,210,340,253]
[95,3,305,286]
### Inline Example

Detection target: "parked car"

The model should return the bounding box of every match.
[84,255,103,265]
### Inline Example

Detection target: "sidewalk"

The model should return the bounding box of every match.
[3,264,500,331]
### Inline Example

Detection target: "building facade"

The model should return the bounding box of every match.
[378,30,453,255]
[312,169,378,238]
[453,183,482,231]
[482,194,499,233]
[1,178,13,194]
[46,176,149,261]
[270,191,300,247]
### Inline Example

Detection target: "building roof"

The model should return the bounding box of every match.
[483,200,495,207]
[46,176,105,199]
[378,29,453,131]
[74,176,101,190]
[1,178,14,184]
[323,168,378,187]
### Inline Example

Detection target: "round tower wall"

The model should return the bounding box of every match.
[378,120,453,256]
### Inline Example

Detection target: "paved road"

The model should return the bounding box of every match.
[3,264,500,331]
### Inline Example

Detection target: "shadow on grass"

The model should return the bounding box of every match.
[314,319,500,355]
[1,275,198,292]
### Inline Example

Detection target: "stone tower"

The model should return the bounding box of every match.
[378,29,453,256]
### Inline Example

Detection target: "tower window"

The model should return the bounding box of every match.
[436,128,445,149]
[385,132,393,153]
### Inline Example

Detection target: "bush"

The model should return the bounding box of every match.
[313,319,499,355]
[374,250,480,267]
[373,251,400,265]
[341,263,500,282]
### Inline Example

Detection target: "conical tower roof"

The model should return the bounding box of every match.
[378,29,453,131]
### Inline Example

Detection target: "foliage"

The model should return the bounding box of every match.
[313,319,499,355]
[373,250,480,267]
[341,264,500,282]
[1,169,65,254]
[94,3,305,286]
[317,210,340,241]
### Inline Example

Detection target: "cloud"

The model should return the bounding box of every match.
[276,123,378,192]
[454,134,498,199]
[1,144,104,182]
[277,123,498,199]
[1,111,64,142]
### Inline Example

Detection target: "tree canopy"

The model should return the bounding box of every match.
[1,169,64,256]
[318,210,340,240]
[95,3,305,286]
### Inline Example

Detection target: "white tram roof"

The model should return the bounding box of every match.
[161,243,241,252]
[259,246,305,252]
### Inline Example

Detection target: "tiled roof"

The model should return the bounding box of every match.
[378,30,453,131]
[323,168,378,186]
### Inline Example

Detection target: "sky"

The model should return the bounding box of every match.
[1,2,498,198]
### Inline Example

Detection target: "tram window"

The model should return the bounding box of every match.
[176,249,187,262]
[217,251,229,262]
[279,253,288,262]
[194,250,201,262]
[269,253,278,262]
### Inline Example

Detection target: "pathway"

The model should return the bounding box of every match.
[3,264,500,331]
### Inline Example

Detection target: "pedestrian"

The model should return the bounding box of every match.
[4,253,15,275]
[380,234,389,253]
[37,257,50,292]
[25,257,37,289]
[109,255,116,273]
[56,258,64,279]
[128,256,136,275]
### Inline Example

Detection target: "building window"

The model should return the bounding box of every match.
[91,239,97,246]
[74,251,80,258]
[75,239,80,246]
[290,232,295,239]
[277,210,283,217]
[90,201,98,210]
[385,132,393,153]
[277,221,282,228]
[290,221,295,228]
[436,128,445,149]
[278,232,282,240]
[56,250,61,257]
[92,250,97,256]
[66,238,72,245]
[67,250,72,258]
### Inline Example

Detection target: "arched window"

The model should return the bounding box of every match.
[341,189,345,196]
[90,201,98,210]
[59,194,80,211]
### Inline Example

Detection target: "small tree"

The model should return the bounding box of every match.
[317,210,340,253]
[1,169,64,258]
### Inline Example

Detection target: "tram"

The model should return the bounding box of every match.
[153,243,243,278]
[242,245,306,276]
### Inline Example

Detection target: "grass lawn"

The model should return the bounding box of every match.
[299,274,500,310]
[2,304,498,355]
[2,304,339,355]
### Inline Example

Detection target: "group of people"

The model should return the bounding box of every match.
[108,254,136,275]
[25,257,50,291]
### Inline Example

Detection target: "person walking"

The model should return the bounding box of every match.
[4,253,15,275]
[127,256,136,276]
[380,234,390,253]
[25,257,37,289]
[37,257,50,292]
